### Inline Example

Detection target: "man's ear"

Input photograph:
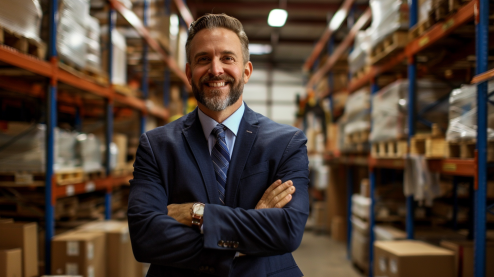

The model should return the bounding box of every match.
[243,61,253,84]
[185,63,192,85]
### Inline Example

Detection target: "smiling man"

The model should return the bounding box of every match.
[128,14,309,277]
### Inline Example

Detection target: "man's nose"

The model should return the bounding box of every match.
[209,59,224,76]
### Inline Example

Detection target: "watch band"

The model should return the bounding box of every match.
[191,202,205,229]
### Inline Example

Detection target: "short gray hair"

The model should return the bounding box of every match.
[186,13,250,64]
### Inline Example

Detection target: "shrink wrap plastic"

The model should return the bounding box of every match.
[101,27,127,85]
[85,16,102,73]
[0,124,80,172]
[419,0,433,24]
[445,80,494,141]
[348,30,371,74]
[370,80,451,142]
[0,0,42,42]
[343,88,371,135]
[57,0,90,68]
[369,0,409,48]
[77,133,103,172]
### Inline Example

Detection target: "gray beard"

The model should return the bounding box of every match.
[192,76,244,112]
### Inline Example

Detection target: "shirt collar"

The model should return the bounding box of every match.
[197,102,245,140]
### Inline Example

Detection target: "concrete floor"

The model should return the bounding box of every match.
[293,231,363,277]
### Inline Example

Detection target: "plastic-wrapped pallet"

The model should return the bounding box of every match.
[85,16,102,73]
[0,0,42,42]
[57,0,90,68]
[101,27,127,85]
[446,80,494,141]
[348,30,371,74]
[370,79,451,142]
[419,0,433,25]
[76,133,103,172]
[0,123,79,172]
[343,88,371,136]
[368,0,409,48]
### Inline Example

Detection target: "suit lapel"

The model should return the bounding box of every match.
[182,109,219,204]
[225,106,259,207]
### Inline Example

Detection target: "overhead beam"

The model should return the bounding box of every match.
[189,2,342,11]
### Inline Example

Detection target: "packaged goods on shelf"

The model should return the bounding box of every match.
[446,80,494,141]
[0,0,42,42]
[351,216,370,270]
[51,231,106,277]
[57,0,90,68]
[77,133,103,172]
[85,16,102,73]
[370,79,451,142]
[0,248,22,277]
[419,0,433,24]
[374,225,407,241]
[0,122,80,172]
[352,194,371,219]
[102,28,127,85]
[0,222,38,277]
[368,0,409,48]
[374,240,454,277]
[343,88,371,136]
[348,30,371,74]
[440,240,494,277]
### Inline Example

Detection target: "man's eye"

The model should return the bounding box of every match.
[198,57,209,62]
[223,57,234,62]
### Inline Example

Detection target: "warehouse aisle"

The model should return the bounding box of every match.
[293,231,362,277]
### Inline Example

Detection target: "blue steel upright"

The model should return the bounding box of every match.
[474,0,489,275]
[368,81,379,277]
[406,0,418,240]
[105,7,116,220]
[141,0,149,135]
[44,0,58,273]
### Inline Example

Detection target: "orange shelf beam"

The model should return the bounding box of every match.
[472,68,494,84]
[0,46,53,77]
[303,0,356,72]
[427,158,476,176]
[173,0,194,27]
[53,175,132,199]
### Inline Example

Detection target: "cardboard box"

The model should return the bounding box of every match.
[440,240,494,277]
[0,218,13,224]
[76,220,138,277]
[51,231,106,277]
[0,248,22,277]
[374,240,455,277]
[331,216,347,242]
[0,223,38,277]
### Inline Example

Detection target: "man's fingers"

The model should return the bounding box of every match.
[268,182,295,207]
[274,194,293,208]
[269,180,293,200]
[260,179,282,201]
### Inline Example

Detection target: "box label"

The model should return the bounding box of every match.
[88,265,95,277]
[67,241,79,256]
[66,185,75,196]
[85,181,95,192]
[66,263,79,275]
[389,258,398,274]
[379,257,387,272]
[87,242,94,260]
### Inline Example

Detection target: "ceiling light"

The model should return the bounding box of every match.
[329,10,347,31]
[268,9,288,27]
[249,44,272,55]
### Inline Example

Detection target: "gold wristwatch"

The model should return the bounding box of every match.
[191,202,205,229]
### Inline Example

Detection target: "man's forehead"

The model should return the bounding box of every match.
[191,28,242,51]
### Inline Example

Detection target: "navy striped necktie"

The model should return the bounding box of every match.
[211,124,230,205]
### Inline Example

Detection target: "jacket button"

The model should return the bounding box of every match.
[218,240,224,247]
[233,242,239,248]
[222,241,228,248]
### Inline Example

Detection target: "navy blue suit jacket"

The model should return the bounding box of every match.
[128,105,310,277]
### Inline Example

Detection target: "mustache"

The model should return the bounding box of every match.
[200,75,235,83]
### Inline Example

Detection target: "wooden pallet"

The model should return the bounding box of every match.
[345,130,370,144]
[409,124,447,158]
[351,65,371,80]
[0,24,46,59]
[59,62,109,86]
[409,18,434,40]
[370,31,408,65]
[113,84,139,97]
[371,140,408,158]
[0,168,84,187]
[112,166,132,177]
[83,169,106,181]
[429,0,470,22]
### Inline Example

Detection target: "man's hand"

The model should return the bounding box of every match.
[255,180,295,210]
[167,203,194,226]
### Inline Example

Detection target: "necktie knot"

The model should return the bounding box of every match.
[212,124,226,140]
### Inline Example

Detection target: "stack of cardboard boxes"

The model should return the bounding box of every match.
[0,219,38,277]
[350,178,372,271]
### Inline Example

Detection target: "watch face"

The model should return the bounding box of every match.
[193,204,205,216]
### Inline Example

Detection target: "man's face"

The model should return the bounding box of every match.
[186,27,252,112]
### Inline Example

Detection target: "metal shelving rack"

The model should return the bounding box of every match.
[0,0,194,274]
[305,0,491,276]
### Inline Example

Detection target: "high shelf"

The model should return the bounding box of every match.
[304,0,491,276]
[0,0,194,274]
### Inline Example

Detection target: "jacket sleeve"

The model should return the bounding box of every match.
[202,130,310,256]
[128,133,236,277]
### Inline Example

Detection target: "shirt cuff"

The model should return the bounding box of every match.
[200,224,204,234]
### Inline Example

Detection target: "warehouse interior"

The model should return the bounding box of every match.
[0,0,493,276]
